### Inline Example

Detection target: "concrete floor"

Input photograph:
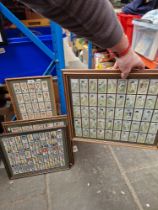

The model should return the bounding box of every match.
[1,39,158,210]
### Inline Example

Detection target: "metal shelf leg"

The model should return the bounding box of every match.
[88,41,93,69]
[51,21,66,114]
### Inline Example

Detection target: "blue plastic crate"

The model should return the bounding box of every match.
[0,26,56,84]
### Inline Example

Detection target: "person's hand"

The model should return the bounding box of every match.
[113,48,145,79]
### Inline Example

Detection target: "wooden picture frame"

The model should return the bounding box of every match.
[2,115,67,133]
[63,69,158,149]
[0,126,73,179]
[6,76,57,120]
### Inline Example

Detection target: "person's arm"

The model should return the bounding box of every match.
[19,0,123,48]
[18,0,144,77]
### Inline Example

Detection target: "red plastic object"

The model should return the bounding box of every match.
[117,13,141,45]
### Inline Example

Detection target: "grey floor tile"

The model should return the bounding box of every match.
[0,194,47,210]
[0,169,46,204]
[127,166,158,210]
[143,149,158,162]
[111,146,158,173]
[47,143,139,210]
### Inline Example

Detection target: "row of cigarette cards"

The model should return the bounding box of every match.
[70,78,158,145]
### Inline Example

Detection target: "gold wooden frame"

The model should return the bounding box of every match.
[6,76,57,120]
[63,69,158,149]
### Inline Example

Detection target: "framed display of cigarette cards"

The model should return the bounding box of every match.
[6,76,57,120]
[63,69,158,149]
[0,126,73,179]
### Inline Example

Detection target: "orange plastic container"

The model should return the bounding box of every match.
[117,13,141,45]
[138,54,158,69]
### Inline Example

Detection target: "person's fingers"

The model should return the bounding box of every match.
[119,63,133,78]
[121,72,125,79]
[137,63,145,70]
[114,49,145,78]
[130,61,145,71]
[113,62,119,69]
[133,66,144,71]
[121,71,130,79]
[132,56,145,71]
